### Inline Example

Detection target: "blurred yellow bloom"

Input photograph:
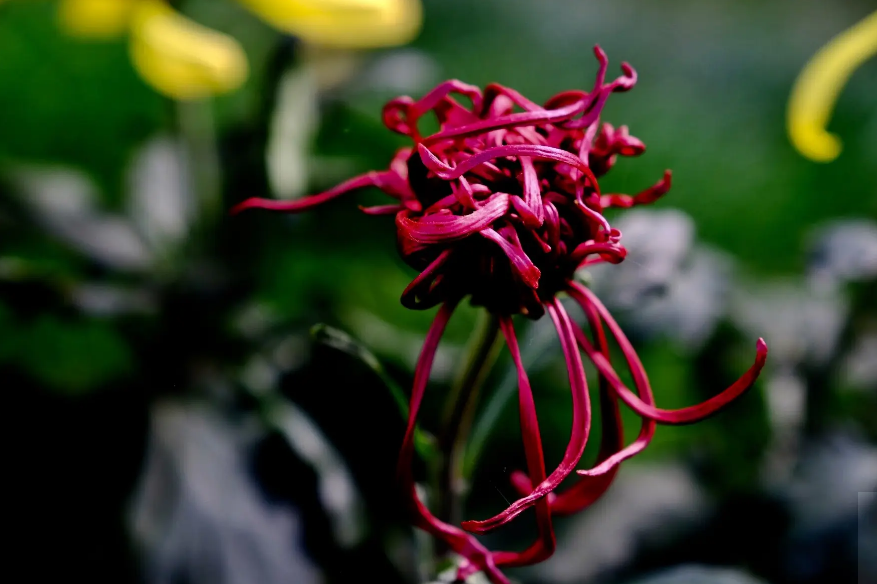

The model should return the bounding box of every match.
[57,0,137,39]
[56,0,248,100]
[54,0,422,100]
[237,0,422,48]
[128,0,248,100]
[787,10,877,162]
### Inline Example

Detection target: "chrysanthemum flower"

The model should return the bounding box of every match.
[234,47,768,583]
[54,0,422,99]
[787,9,877,162]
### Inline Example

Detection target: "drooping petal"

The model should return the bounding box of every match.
[129,0,248,100]
[492,316,555,567]
[564,282,658,477]
[462,297,591,534]
[231,170,402,215]
[550,297,624,514]
[570,282,768,427]
[237,0,423,49]
[57,0,137,39]
[396,299,511,584]
[787,9,877,162]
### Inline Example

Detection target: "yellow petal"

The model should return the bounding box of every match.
[787,10,877,162]
[129,0,249,100]
[237,0,422,49]
[57,0,137,39]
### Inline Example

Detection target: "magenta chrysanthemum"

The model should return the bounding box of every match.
[233,46,768,584]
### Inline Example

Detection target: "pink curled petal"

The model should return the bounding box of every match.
[400,249,453,309]
[453,175,479,210]
[398,194,510,244]
[572,242,627,267]
[410,79,483,118]
[388,80,483,140]
[421,99,586,146]
[601,170,672,209]
[493,317,556,567]
[577,121,601,164]
[592,45,610,88]
[508,470,559,506]
[546,298,624,515]
[632,169,672,204]
[418,143,592,183]
[382,97,415,136]
[570,282,768,426]
[612,126,646,156]
[396,299,511,584]
[423,193,463,215]
[359,204,403,216]
[565,282,658,477]
[461,298,591,534]
[543,90,589,111]
[611,338,768,425]
[484,83,544,112]
[569,325,655,477]
[480,228,541,289]
[230,169,407,215]
[612,62,638,92]
[572,195,611,236]
[510,197,541,230]
[520,157,545,227]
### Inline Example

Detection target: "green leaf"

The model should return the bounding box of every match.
[310,323,437,461]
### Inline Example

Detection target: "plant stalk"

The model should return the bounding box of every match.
[435,311,503,527]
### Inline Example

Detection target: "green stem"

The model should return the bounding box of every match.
[463,316,557,477]
[436,311,503,526]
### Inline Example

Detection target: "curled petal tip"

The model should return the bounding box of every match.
[230,198,260,215]
[787,10,877,162]
[756,337,768,355]
[788,124,843,162]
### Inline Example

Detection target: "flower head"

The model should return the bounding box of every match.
[788,9,877,162]
[237,47,670,317]
[234,47,767,583]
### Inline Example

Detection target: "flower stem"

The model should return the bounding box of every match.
[436,310,503,526]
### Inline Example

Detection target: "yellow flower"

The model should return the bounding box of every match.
[787,10,877,162]
[55,0,423,100]
[128,0,248,100]
[57,0,137,39]
[57,0,248,100]
[237,0,422,48]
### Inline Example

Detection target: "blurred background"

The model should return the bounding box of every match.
[2,0,876,583]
